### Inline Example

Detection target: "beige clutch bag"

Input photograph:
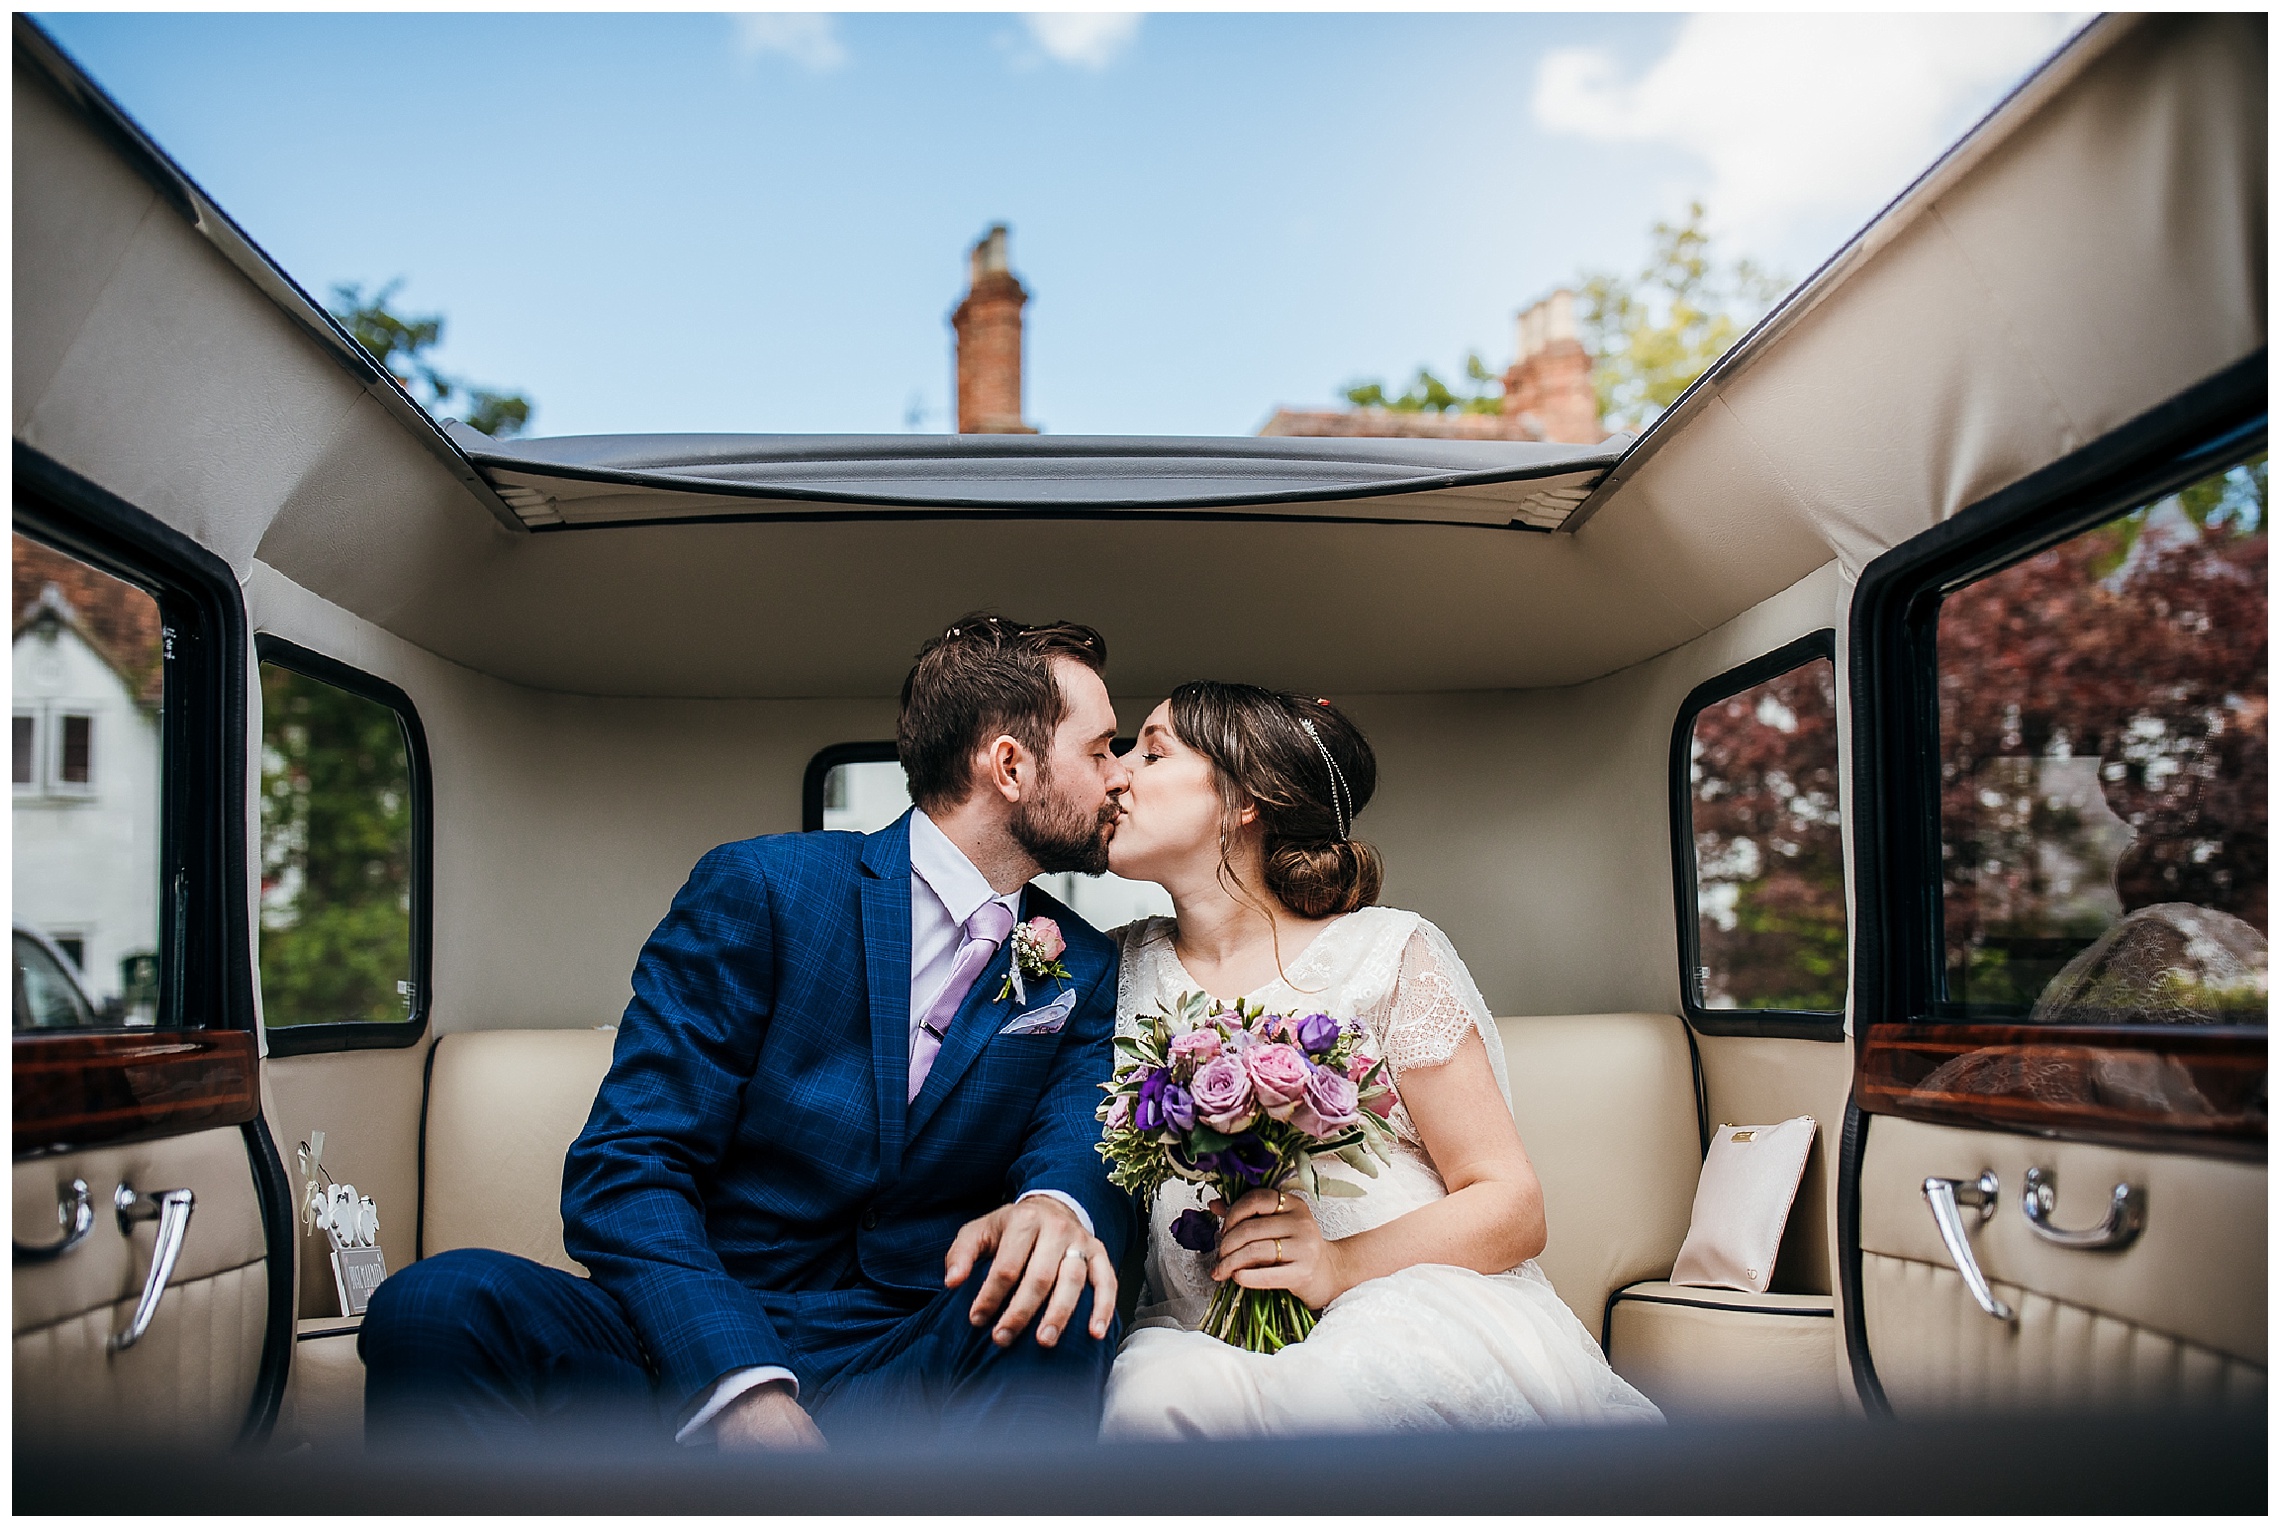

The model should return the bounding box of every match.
[1669,1115,1818,1294]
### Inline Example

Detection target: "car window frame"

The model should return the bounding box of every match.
[12,442,252,1044]
[1847,350,2266,1154]
[802,740,903,833]
[254,636,434,1057]
[1668,630,1847,1041]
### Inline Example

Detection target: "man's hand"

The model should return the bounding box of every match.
[944,1197,1115,1349]
[714,1382,827,1452]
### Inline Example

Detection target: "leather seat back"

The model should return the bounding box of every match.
[1497,1013,1702,1335]
[421,1028,618,1273]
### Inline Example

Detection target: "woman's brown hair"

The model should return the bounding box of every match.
[1166,681,1382,918]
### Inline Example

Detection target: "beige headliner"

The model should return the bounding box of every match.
[12,14,2265,700]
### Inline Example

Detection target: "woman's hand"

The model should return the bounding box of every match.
[1210,1187,1347,1311]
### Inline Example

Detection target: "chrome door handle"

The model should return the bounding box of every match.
[109,1184,194,1354]
[1922,1171,2013,1322]
[13,1179,95,1263]
[2023,1167,2144,1252]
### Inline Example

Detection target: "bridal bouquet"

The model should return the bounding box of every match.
[1097,990,1397,1352]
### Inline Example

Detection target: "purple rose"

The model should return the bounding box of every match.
[1134,1067,1170,1133]
[1221,1132,1278,1187]
[1190,1052,1256,1134]
[1169,1207,1219,1253]
[1162,1082,1196,1133]
[1295,1012,1340,1057]
[1244,1043,1314,1122]
[1291,1062,1360,1139]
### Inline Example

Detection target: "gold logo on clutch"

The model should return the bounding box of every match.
[1731,1129,1756,1143]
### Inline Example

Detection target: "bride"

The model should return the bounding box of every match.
[1099,681,1661,1438]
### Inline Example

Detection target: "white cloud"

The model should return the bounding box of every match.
[1534,14,2084,242]
[1021,13,1141,70]
[730,13,847,73]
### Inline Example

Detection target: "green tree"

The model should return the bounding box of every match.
[258,667,413,1028]
[1343,352,1504,415]
[1579,202,1786,433]
[328,280,534,438]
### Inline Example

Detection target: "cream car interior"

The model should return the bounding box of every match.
[10,10,2264,1474]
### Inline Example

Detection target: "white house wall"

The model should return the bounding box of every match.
[12,624,161,1005]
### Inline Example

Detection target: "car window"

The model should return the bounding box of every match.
[257,643,430,1044]
[1936,454,2266,1025]
[10,532,163,1028]
[1673,634,1846,1034]
[809,749,1173,931]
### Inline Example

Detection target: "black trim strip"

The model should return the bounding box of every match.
[295,1325,362,1342]
[1612,1289,1836,1319]
[1668,629,1847,1040]
[253,637,435,1057]
[238,1113,295,1447]
[415,1034,441,1263]
[1836,1099,1889,1417]
[530,503,1564,536]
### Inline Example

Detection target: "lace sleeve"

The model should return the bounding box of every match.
[1380,922,1510,1102]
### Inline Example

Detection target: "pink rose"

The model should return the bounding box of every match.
[1348,1052,1398,1118]
[1104,1094,1132,1131]
[1290,1063,1360,1139]
[1024,917,1065,961]
[1244,1043,1313,1123]
[1169,1029,1222,1075]
[1190,1052,1256,1134]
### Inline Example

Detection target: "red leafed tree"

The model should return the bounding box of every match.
[1936,458,2267,1008]
[1690,658,1847,1011]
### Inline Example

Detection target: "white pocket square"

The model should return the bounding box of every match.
[999,989,1076,1036]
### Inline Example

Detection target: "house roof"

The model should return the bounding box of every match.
[11,533,164,706]
[1256,408,1551,443]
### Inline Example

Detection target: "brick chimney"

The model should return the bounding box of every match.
[1501,289,1602,444]
[950,224,1037,434]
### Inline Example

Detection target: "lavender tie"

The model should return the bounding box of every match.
[909,900,1016,1102]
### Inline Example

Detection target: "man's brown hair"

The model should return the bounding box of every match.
[897,613,1109,813]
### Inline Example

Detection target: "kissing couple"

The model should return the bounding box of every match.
[360,614,1656,1444]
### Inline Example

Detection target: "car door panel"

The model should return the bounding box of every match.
[13,1125,273,1446]
[1856,1115,2264,1411]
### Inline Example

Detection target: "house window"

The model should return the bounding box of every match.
[57,713,92,787]
[1671,632,1847,1037]
[1935,454,2265,1024]
[13,715,33,787]
[802,742,1174,932]
[256,640,431,1050]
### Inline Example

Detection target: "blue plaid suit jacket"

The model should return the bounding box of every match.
[561,811,1134,1411]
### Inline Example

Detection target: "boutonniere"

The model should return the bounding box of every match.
[996,916,1071,1003]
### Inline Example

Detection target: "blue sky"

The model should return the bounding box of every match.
[34,12,2079,438]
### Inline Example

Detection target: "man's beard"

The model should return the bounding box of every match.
[1011,764,1117,876]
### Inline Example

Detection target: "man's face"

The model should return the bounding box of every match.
[1010,657,1131,875]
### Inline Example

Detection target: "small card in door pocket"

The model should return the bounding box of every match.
[332,1246,389,1316]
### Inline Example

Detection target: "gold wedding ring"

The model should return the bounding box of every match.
[1277,1191,1286,1213]
[1274,1237,1285,1262]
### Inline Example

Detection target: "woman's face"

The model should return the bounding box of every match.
[1107,701,1238,887]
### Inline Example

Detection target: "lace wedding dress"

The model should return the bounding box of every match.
[1100,908,1662,1439]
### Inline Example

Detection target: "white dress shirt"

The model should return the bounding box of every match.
[679,809,1094,1440]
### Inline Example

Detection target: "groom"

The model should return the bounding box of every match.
[361,614,1138,1448]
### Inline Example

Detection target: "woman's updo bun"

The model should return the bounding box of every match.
[1166,682,1381,919]
[1266,839,1384,919]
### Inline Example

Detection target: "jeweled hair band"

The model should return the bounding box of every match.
[1299,717,1354,842]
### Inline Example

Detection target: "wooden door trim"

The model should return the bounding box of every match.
[13,1030,259,1156]
[1856,1023,2266,1160]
